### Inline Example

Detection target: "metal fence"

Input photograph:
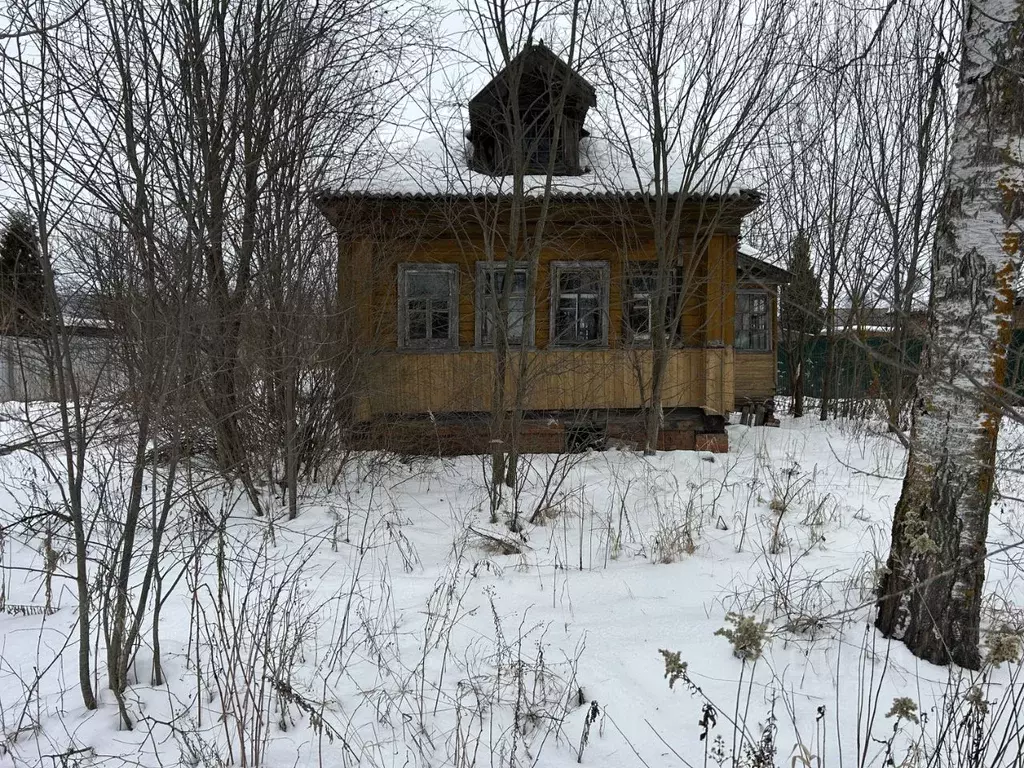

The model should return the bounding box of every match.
[777,331,1024,399]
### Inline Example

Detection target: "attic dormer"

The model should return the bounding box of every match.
[467,43,596,177]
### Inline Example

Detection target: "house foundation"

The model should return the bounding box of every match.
[352,408,728,456]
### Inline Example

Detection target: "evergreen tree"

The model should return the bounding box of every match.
[779,232,822,417]
[0,212,46,334]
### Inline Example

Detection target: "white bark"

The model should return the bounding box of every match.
[877,0,1024,668]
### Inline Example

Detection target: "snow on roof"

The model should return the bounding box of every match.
[330,14,758,201]
[331,130,756,201]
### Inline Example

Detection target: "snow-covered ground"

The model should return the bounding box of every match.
[1,411,1023,767]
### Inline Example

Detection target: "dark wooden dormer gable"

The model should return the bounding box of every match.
[467,43,596,177]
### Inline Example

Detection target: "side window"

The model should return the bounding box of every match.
[477,263,532,347]
[736,291,771,351]
[398,264,459,350]
[551,261,609,347]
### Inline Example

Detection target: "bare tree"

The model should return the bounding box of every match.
[62,0,417,502]
[849,0,955,429]
[805,22,879,422]
[0,2,106,711]
[594,0,799,453]
[778,231,821,417]
[0,0,420,729]
[753,0,954,425]
[416,0,596,521]
[876,0,1024,669]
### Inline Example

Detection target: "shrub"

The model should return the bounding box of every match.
[715,613,769,662]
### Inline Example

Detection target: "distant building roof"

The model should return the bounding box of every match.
[737,248,791,285]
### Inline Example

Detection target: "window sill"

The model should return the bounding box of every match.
[474,344,538,352]
[547,343,610,351]
[395,346,462,354]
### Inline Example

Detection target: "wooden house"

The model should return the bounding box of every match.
[318,44,788,454]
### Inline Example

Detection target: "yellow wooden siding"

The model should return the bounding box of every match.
[734,353,777,401]
[362,348,722,415]
[350,232,741,416]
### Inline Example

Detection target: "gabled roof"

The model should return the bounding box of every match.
[468,43,596,112]
[738,249,792,285]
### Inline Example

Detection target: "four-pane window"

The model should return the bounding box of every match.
[551,262,609,346]
[736,292,771,351]
[399,264,458,349]
[478,264,531,346]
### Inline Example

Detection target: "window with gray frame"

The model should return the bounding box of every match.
[551,261,609,346]
[398,264,459,350]
[477,263,532,347]
[736,291,770,351]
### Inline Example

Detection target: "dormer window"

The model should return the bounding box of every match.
[468,43,595,177]
[525,126,553,167]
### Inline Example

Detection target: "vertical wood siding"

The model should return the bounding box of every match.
[347,231,744,416]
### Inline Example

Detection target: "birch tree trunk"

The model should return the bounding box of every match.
[875,0,1024,670]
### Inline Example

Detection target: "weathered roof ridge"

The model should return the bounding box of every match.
[468,42,597,108]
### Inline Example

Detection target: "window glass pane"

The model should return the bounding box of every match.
[408,310,428,340]
[482,310,498,344]
[431,301,450,339]
[507,304,526,342]
[555,298,576,340]
[408,271,450,297]
[480,267,529,345]
[489,270,503,293]
[579,296,600,340]
[559,271,581,293]
[629,272,656,295]
[484,268,528,296]
[578,270,601,295]
[628,300,651,337]
[626,267,656,339]
[555,266,605,344]
[736,293,769,351]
